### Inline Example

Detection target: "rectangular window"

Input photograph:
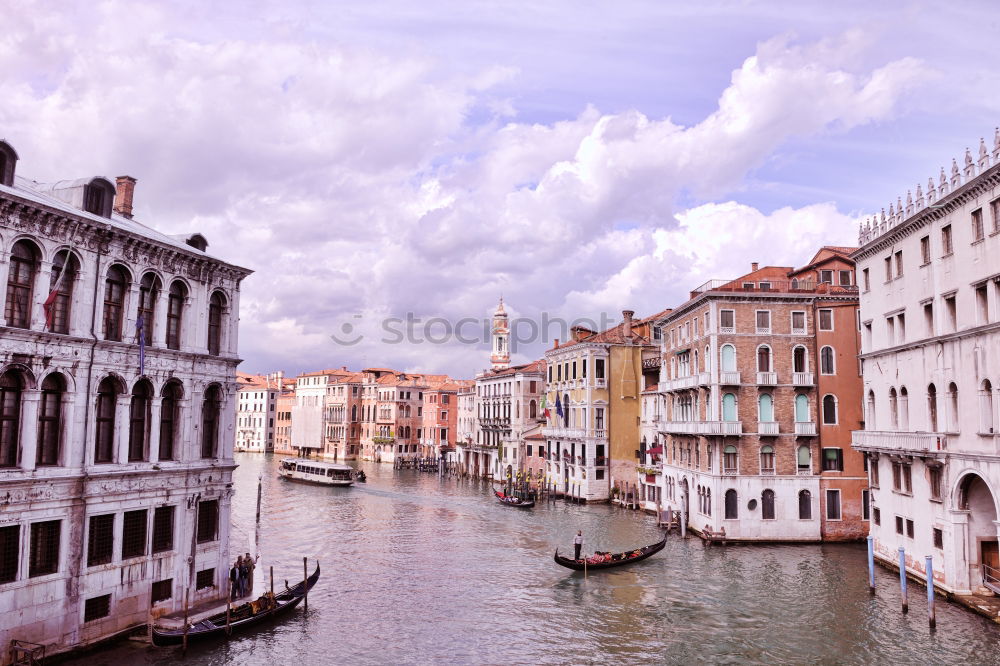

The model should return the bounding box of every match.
[791,311,806,334]
[906,519,914,538]
[0,525,18,583]
[826,490,841,520]
[944,294,957,333]
[720,310,735,331]
[929,467,942,500]
[873,507,881,525]
[895,515,904,535]
[976,284,990,324]
[122,510,147,560]
[152,506,174,554]
[822,448,844,472]
[197,500,219,543]
[196,568,215,589]
[151,578,173,604]
[595,359,605,380]
[942,224,953,255]
[884,256,893,282]
[973,208,985,242]
[920,235,931,265]
[902,464,912,494]
[923,302,934,336]
[992,198,1000,233]
[818,309,833,331]
[894,251,903,277]
[755,310,771,333]
[838,270,852,286]
[862,268,870,291]
[933,528,943,549]
[892,462,901,491]
[29,520,60,577]
[84,594,111,622]
[897,313,905,343]
[87,514,114,567]
[819,270,833,284]
[862,489,870,521]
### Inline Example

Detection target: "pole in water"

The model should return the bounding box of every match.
[926,555,936,628]
[898,546,908,613]
[182,589,189,655]
[226,578,232,636]
[867,535,876,594]
[303,556,309,612]
[256,473,263,525]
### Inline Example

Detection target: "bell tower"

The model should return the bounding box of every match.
[490,297,510,370]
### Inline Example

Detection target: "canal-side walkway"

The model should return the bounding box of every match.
[956,591,1000,624]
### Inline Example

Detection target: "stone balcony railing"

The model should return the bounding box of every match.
[697,372,711,386]
[661,420,743,436]
[756,371,777,385]
[758,421,779,435]
[664,375,698,391]
[852,430,949,454]
[720,371,740,385]
[543,426,586,439]
[792,372,814,386]
[795,422,817,436]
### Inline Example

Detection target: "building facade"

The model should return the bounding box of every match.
[853,136,1000,593]
[235,371,282,453]
[323,370,362,461]
[273,386,296,455]
[0,140,250,659]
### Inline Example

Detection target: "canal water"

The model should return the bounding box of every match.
[76,453,1000,665]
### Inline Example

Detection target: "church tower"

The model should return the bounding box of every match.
[490,297,510,370]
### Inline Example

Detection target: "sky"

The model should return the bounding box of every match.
[2,1,999,378]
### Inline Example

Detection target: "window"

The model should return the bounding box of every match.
[29,520,60,577]
[933,528,943,549]
[84,595,111,622]
[166,281,186,350]
[102,265,129,341]
[947,382,959,432]
[797,445,811,473]
[818,309,833,331]
[928,383,939,431]
[992,198,1000,233]
[47,251,78,334]
[724,489,738,519]
[822,448,843,472]
[819,270,833,284]
[152,506,174,554]
[862,489,870,520]
[973,208,985,242]
[197,500,219,543]
[0,370,22,468]
[720,344,736,372]
[723,445,738,473]
[794,394,809,423]
[136,273,159,346]
[122,510,147,559]
[6,240,40,329]
[94,377,119,464]
[208,292,225,355]
[758,393,774,422]
[821,395,837,425]
[128,380,152,462]
[31,373,62,467]
[862,268,870,291]
[595,359,605,379]
[920,236,931,265]
[820,346,835,375]
[791,312,806,334]
[798,490,812,519]
[941,224,953,255]
[159,382,181,461]
[720,310,735,331]
[760,445,774,474]
[895,516,904,535]
[756,345,771,372]
[755,310,771,333]
[0,525,19,583]
[196,568,215,590]
[976,284,990,324]
[151,579,173,604]
[201,385,221,458]
[838,270,852,286]
[722,393,737,421]
[761,489,775,519]
[884,256,892,282]
[826,489,841,520]
[894,251,903,277]
[873,507,881,525]
[929,467,942,500]
[87,514,114,566]
[906,519,914,538]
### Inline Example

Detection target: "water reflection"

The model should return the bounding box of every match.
[71,453,1000,666]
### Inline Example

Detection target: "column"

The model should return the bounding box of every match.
[949,511,970,593]
[59,394,76,469]
[30,261,54,331]
[149,397,162,464]
[123,282,140,345]
[0,250,10,324]
[115,395,131,464]
[67,273,86,337]
[152,289,168,347]
[18,389,41,470]
[177,398,193,462]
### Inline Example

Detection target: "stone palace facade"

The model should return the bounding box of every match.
[0,139,251,660]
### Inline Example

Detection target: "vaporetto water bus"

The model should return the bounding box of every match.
[278,459,355,486]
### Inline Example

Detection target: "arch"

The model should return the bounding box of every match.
[0,140,18,186]
[981,380,995,434]
[159,380,183,461]
[201,383,223,458]
[761,489,775,520]
[798,489,812,519]
[756,344,772,372]
[724,489,738,519]
[889,387,899,429]
[820,346,835,375]
[0,363,36,391]
[128,379,153,462]
[795,394,809,422]
[84,177,116,217]
[792,345,808,373]
[955,472,999,585]
[103,264,130,341]
[166,279,188,350]
[5,239,40,329]
[36,373,66,467]
[947,382,959,432]
[208,291,227,356]
[928,383,939,431]
[0,369,24,467]
[758,393,774,422]
[46,249,80,334]
[137,272,161,346]
[899,386,909,431]
[95,376,120,463]
[759,445,774,473]
[822,394,837,425]
[720,344,736,372]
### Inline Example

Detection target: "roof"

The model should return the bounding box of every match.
[642,382,659,393]
[480,358,547,378]
[551,320,651,350]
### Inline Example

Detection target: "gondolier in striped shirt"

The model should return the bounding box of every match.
[574,531,583,560]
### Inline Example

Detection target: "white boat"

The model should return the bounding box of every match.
[278,458,355,486]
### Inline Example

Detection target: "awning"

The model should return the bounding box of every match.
[674,348,690,355]
[647,446,663,455]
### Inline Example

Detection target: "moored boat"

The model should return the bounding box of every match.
[554,537,666,570]
[494,489,535,508]
[151,563,320,646]
[278,459,354,486]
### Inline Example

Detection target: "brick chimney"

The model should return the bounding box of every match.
[751,262,759,272]
[622,309,634,331]
[113,176,137,219]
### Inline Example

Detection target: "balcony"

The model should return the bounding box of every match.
[594,378,607,389]
[661,420,742,436]
[795,422,817,436]
[756,372,777,385]
[592,428,607,440]
[792,372,814,386]
[720,371,740,385]
[758,421,779,435]
[852,430,948,454]
[594,456,608,467]
[697,372,711,386]
[665,375,698,391]
[542,426,586,439]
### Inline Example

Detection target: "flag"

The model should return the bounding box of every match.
[540,395,550,419]
[555,396,563,419]
[43,249,72,331]
[136,314,145,376]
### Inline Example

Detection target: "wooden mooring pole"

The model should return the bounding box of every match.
[303,557,309,612]
[898,547,909,614]
[226,579,232,636]
[182,590,189,655]
[926,555,936,628]
[867,535,876,595]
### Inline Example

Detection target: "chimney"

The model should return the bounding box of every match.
[751,262,759,272]
[554,338,560,349]
[622,310,634,331]
[113,175,137,219]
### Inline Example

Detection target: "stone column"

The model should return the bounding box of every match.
[123,282,140,345]
[18,389,41,470]
[60,394,76,469]
[67,273,86,337]
[0,250,10,325]
[152,289,168,347]
[115,395,131,464]
[949,510,971,593]
[149,397,162,464]
[180,296,193,353]
[178,397,194,462]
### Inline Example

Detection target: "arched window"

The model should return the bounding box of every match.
[981,380,995,434]
[160,381,182,461]
[137,273,160,346]
[563,394,569,427]
[947,382,959,432]
[0,370,23,467]
[792,346,807,373]
[760,445,774,473]
[820,346,835,375]
[721,344,736,372]
[758,393,774,422]
[724,489,738,519]
[351,405,357,422]
[794,394,809,422]
[723,445,738,473]
[756,345,772,372]
[889,388,898,429]
[128,380,152,462]
[693,350,699,373]
[797,445,811,472]
[103,265,129,341]
[166,281,187,350]
[899,387,909,430]
[529,400,537,419]
[37,374,64,466]
[6,240,38,329]
[927,383,938,431]
[84,178,114,217]
[798,489,812,519]
[762,489,775,520]
[47,251,79,334]
[722,393,737,421]
[201,385,221,458]
[95,377,119,463]
[0,140,17,186]
[822,395,837,425]
[866,391,876,430]
[704,345,711,372]
[207,292,225,356]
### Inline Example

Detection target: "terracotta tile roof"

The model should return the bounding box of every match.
[552,320,651,349]
[642,383,659,393]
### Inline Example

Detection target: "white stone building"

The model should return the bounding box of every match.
[0,140,250,660]
[235,371,282,453]
[853,133,1000,594]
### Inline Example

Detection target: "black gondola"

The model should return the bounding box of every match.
[356,470,367,483]
[494,489,535,508]
[151,563,320,646]
[553,537,666,570]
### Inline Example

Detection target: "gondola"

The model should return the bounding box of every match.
[553,537,666,570]
[356,470,367,483]
[151,563,320,646]
[494,489,535,508]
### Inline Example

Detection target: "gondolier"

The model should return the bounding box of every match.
[574,531,583,560]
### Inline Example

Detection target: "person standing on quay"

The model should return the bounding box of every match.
[574,531,583,561]
[244,552,259,595]
[230,558,240,601]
